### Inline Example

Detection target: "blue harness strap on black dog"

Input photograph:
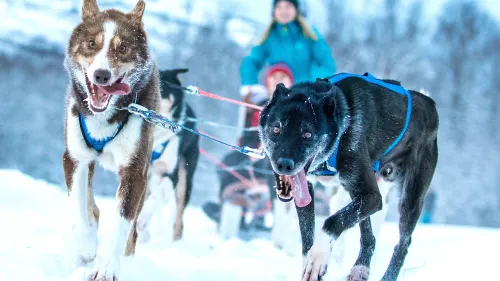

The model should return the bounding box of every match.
[312,72,413,176]
[79,113,125,153]
[151,140,169,163]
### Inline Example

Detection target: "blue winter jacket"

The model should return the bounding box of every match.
[240,21,336,85]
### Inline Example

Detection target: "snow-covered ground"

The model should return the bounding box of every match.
[1,169,499,281]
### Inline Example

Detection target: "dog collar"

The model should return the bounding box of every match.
[79,113,125,153]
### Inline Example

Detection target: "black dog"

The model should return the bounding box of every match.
[137,68,200,241]
[259,73,438,281]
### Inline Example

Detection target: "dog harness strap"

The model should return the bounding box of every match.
[151,140,170,163]
[79,113,124,153]
[373,87,413,172]
[327,72,408,96]
[318,72,412,175]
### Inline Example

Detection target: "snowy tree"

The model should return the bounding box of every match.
[430,0,500,226]
[433,0,498,146]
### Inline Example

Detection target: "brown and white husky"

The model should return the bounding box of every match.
[62,0,159,280]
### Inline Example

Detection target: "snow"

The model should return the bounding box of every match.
[1,169,499,281]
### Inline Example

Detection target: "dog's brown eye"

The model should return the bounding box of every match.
[304,132,312,139]
[88,40,96,49]
[272,126,281,135]
[119,44,128,54]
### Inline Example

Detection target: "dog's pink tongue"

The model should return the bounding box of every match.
[291,170,312,208]
[97,83,130,96]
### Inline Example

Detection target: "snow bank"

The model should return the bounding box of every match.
[0,169,498,281]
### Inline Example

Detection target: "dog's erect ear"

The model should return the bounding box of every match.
[266,83,288,108]
[320,86,341,119]
[272,83,289,100]
[260,83,288,127]
[171,68,189,74]
[171,68,188,84]
[129,0,146,22]
[82,0,100,21]
[170,68,189,79]
[160,68,189,86]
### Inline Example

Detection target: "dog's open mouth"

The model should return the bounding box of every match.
[274,158,313,208]
[85,73,130,112]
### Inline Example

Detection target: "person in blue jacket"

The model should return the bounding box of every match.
[240,0,336,100]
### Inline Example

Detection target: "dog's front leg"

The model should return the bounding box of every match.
[293,182,323,280]
[302,166,382,281]
[91,161,147,281]
[63,152,99,264]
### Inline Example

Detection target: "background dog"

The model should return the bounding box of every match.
[62,1,159,280]
[137,68,200,243]
[259,75,438,281]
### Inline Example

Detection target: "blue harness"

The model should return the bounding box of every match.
[311,72,413,176]
[151,140,169,163]
[79,114,125,153]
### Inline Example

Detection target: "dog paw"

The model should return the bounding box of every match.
[347,265,370,281]
[301,246,330,281]
[88,257,120,281]
[302,255,328,281]
[71,222,98,264]
[301,231,332,281]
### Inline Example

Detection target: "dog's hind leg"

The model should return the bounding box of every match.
[173,159,187,240]
[381,141,438,281]
[63,152,98,264]
[174,147,198,240]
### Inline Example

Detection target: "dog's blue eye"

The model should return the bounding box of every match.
[303,132,312,139]
[88,40,96,49]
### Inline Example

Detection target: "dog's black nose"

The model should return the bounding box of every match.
[277,158,295,173]
[93,69,112,85]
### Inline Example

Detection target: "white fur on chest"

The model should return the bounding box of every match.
[66,97,144,172]
[98,115,144,171]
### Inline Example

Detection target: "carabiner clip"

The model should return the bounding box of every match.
[242,146,266,159]
[185,85,200,96]
[127,103,148,117]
